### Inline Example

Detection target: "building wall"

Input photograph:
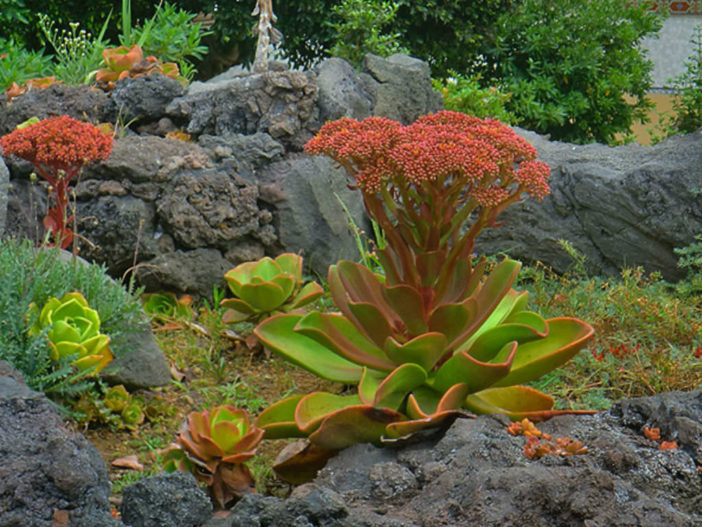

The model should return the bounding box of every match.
[641,14,702,88]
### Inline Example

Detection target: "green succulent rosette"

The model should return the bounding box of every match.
[221,253,324,323]
[163,405,264,509]
[28,291,114,374]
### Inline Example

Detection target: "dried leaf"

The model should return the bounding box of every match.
[112,454,144,471]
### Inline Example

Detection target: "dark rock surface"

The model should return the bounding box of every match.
[120,471,212,527]
[0,83,110,135]
[207,390,701,527]
[0,361,120,527]
[102,322,172,389]
[476,129,702,280]
[315,57,375,123]
[166,69,319,151]
[363,53,443,124]
[106,73,186,127]
[257,153,370,274]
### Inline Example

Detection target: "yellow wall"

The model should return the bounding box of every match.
[631,93,679,146]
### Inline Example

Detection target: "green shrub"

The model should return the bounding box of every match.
[661,25,702,138]
[125,1,211,80]
[171,0,509,76]
[0,38,53,91]
[328,0,408,68]
[0,0,30,45]
[434,72,516,123]
[490,0,663,144]
[0,238,144,395]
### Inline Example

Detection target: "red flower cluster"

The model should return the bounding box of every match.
[306,111,550,206]
[0,115,113,182]
[592,342,639,362]
[0,116,113,248]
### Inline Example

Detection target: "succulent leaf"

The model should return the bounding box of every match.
[491,318,595,387]
[255,313,366,382]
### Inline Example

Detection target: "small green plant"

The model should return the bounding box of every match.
[37,13,111,85]
[27,291,114,374]
[142,292,194,321]
[220,253,324,323]
[0,38,54,92]
[162,405,264,509]
[126,1,211,81]
[328,0,408,68]
[675,234,702,297]
[434,73,516,124]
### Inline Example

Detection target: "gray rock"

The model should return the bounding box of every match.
[300,390,700,526]
[315,57,375,123]
[135,248,233,297]
[363,53,444,124]
[0,151,8,234]
[198,132,285,173]
[475,129,702,280]
[120,471,212,527]
[0,362,121,527]
[155,168,270,250]
[82,135,213,184]
[107,73,186,126]
[78,194,159,276]
[102,322,171,389]
[167,70,319,150]
[0,83,111,135]
[257,154,370,276]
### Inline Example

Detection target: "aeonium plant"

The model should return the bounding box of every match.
[162,405,264,509]
[27,291,114,374]
[254,111,594,480]
[221,253,324,323]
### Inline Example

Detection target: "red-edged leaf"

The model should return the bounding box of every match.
[255,394,307,439]
[273,440,337,484]
[347,301,394,347]
[295,392,362,434]
[308,405,406,450]
[255,314,364,383]
[463,385,597,422]
[383,332,447,371]
[492,317,595,387]
[289,281,324,309]
[294,311,394,371]
[372,363,427,409]
[433,341,517,393]
[381,283,428,335]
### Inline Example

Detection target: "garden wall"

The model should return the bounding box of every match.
[1,53,700,296]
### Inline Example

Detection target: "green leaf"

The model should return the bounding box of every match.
[238,281,288,312]
[372,363,427,409]
[255,314,365,383]
[274,253,303,280]
[308,405,406,450]
[432,341,517,393]
[294,311,394,371]
[289,281,324,309]
[295,392,362,433]
[383,332,447,371]
[256,394,307,439]
[381,283,428,335]
[492,317,594,387]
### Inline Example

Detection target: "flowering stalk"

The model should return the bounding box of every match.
[305,111,550,311]
[0,116,113,248]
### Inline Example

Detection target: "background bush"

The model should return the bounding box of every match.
[487,0,662,144]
